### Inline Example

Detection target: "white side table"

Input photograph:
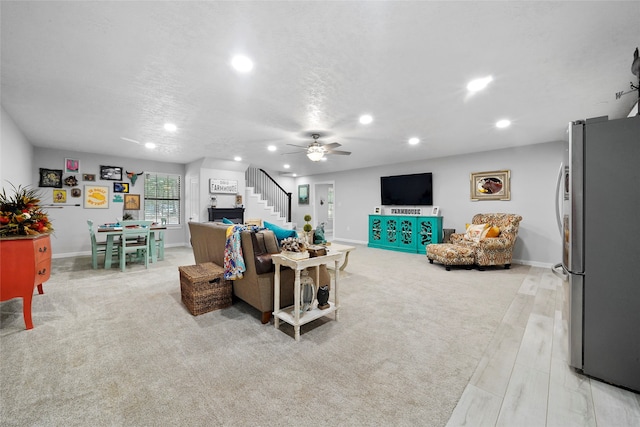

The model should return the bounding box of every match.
[272,251,343,341]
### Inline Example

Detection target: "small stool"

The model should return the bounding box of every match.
[179,262,232,315]
[426,243,475,271]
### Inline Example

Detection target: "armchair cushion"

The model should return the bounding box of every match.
[464,223,489,242]
[485,226,501,238]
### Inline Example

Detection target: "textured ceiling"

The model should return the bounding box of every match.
[2,1,639,177]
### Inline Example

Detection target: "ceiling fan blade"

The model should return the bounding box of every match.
[323,142,342,149]
[121,137,141,144]
[327,150,351,156]
[286,143,309,149]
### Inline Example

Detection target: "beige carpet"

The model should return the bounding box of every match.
[1,244,530,426]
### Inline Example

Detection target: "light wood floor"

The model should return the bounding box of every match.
[446,266,640,427]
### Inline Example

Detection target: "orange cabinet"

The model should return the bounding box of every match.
[0,234,51,330]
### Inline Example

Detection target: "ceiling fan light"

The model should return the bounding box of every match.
[307,146,325,161]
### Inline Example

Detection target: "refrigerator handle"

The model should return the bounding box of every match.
[555,162,564,236]
[552,262,568,281]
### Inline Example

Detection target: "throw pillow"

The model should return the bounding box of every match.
[263,220,298,242]
[485,226,501,238]
[222,217,234,224]
[464,223,489,242]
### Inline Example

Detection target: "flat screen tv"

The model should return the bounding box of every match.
[380,172,433,206]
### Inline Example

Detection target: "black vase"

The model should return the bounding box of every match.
[317,285,330,309]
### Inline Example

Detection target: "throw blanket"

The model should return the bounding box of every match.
[224,225,247,280]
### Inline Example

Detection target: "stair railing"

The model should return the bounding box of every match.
[245,167,292,223]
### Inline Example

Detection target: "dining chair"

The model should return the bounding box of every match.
[118,220,152,272]
[87,219,118,269]
[154,218,167,261]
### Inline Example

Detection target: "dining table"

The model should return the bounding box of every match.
[97,224,167,269]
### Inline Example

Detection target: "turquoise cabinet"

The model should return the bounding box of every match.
[368,215,442,254]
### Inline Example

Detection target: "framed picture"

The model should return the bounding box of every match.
[298,184,309,205]
[65,158,80,173]
[431,206,440,216]
[84,185,109,208]
[124,194,141,210]
[39,168,63,188]
[53,189,67,203]
[113,182,129,193]
[83,174,96,182]
[470,170,511,201]
[71,188,81,198]
[100,165,122,181]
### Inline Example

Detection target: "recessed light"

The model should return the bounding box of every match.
[231,55,253,73]
[467,76,493,92]
[292,173,297,177]
[145,142,156,149]
[408,137,420,145]
[164,123,177,132]
[359,114,373,125]
[496,119,511,128]
[234,156,242,161]
[268,145,277,152]
[284,164,290,169]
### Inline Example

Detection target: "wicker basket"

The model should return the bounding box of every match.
[179,262,232,316]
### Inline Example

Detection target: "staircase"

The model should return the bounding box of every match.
[245,168,294,229]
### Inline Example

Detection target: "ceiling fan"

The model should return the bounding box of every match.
[286,133,351,162]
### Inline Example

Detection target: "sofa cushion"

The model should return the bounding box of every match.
[264,221,298,242]
[222,217,234,224]
[259,230,280,254]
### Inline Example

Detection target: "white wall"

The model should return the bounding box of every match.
[292,141,564,267]
[33,147,185,257]
[1,106,33,186]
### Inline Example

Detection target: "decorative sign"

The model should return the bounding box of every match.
[84,185,109,209]
[113,194,124,203]
[210,179,238,194]
[389,208,424,216]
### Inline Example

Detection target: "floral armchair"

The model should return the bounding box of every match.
[449,213,523,269]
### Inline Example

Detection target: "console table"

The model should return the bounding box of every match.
[272,251,343,341]
[368,214,442,253]
[208,207,244,223]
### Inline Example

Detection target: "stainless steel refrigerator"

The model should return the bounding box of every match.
[554,115,640,392]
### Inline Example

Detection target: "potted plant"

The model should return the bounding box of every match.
[303,214,313,244]
[0,183,53,237]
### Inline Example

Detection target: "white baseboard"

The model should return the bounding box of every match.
[52,243,190,259]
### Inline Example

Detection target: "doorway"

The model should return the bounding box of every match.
[313,182,334,241]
